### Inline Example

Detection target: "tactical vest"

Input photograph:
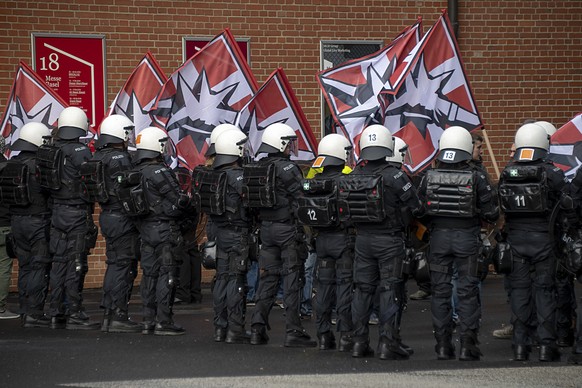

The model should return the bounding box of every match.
[116,170,149,216]
[0,160,30,206]
[296,178,339,227]
[242,162,276,208]
[192,166,227,215]
[425,169,476,218]
[499,164,549,214]
[80,160,108,203]
[337,174,385,223]
[35,144,62,190]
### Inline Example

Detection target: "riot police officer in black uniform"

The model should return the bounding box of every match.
[202,129,251,344]
[297,133,355,351]
[86,115,141,333]
[248,122,316,348]
[348,125,422,360]
[419,126,499,361]
[499,123,567,362]
[45,107,98,330]
[5,122,52,327]
[132,126,188,335]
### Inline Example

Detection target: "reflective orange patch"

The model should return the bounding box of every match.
[311,156,326,168]
[136,134,142,145]
[518,148,534,161]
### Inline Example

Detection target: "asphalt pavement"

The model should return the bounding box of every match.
[1,274,581,387]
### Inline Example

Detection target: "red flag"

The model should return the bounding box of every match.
[108,51,167,136]
[549,113,582,180]
[317,19,421,149]
[235,68,318,161]
[381,10,484,174]
[0,61,69,156]
[151,29,259,170]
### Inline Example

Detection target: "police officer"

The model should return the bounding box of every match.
[248,122,316,348]
[133,126,188,335]
[349,125,422,360]
[6,122,52,327]
[499,123,567,361]
[46,107,98,330]
[88,115,141,333]
[419,126,499,361]
[208,129,251,344]
[300,133,355,351]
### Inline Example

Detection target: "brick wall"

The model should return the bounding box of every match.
[1,0,581,290]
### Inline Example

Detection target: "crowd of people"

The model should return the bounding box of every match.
[1,109,581,364]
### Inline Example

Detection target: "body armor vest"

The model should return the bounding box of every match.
[337,174,385,223]
[80,160,108,203]
[35,144,62,190]
[116,170,149,216]
[499,164,548,214]
[425,169,476,218]
[0,160,30,206]
[296,178,339,227]
[192,166,227,215]
[242,162,276,208]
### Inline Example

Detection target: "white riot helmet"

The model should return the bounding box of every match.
[57,106,89,140]
[359,124,394,161]
[386,137,411,166]
[11,122,51,152]
[513,123,549,162]
[213,130,249,168]
[535,120,557,137]
[437,126,473,163]
[256,123,297,156]
[95,115,134,149]
[206,123,242,157]
[312,133,353,168]
[135,126,169,161]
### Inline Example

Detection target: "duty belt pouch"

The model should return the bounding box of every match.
[296,178,338,227]
[201,240,217,270]
[425,169,476,217]
[192,167,227,215]
[337,174,385,223]
[0,161,30,206]
[35,144,62,190]
[242,163,276,208]
[79,160,109,203]
[499,165,548,214]
[493,241,513,274]
[116,171,149,216]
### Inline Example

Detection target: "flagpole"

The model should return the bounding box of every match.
[482,128,500,179]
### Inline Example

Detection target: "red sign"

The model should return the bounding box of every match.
[32,34,106,131]
[183,37,250,64]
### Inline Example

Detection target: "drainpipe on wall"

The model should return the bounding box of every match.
[448,0,459,37]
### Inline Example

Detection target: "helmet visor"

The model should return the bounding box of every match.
[400,144,413,166]
[283,135,298,157]
[345,144,355,167]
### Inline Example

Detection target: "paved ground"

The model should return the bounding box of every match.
[1,275,581,387]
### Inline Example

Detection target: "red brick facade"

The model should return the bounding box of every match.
[1,1,581,289]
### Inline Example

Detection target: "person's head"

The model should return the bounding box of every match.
[358,124,394,161]
[56,106,89,140]
[134,126,170,162]
[312,133,353,168]
[212,130,248,169]
[11,122,51,152]
[436,126,473,164]
[256,123,297,156]
[509,143,516,159]
[205,123,242,157]
[95,114,134,149]
[513,123,549,162]
[385,137,411,166]
[471,132,484,162]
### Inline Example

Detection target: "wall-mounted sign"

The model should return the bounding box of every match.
[183,37,250,64]
[32,33,107,130]
[320,41,382,137]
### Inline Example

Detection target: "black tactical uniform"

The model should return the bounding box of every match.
[419,160,499,360]
[249,154,316,347]
[90,146,141,333]
[350,159,422,359]
[47,139,95,329]
[134,158,186,335]
[500,159,567,361]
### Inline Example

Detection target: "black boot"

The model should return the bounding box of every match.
[459,332,482,361]
[435,335,455,360]
[284,329,317,348]
[338,333,354,352]
[377,336,410,360]
[513,344,531,361]
[101,309,112,332]
[539,345,561,362]
[250,325,269,345]
[108,309,142,333]
[214,327,227,342]
[154,321,185,336]
[22,314,50,328]
[50,315,66,330]
[66,312,100,330]
[352,340,375,358]
[225,329,251,344]
[318,331,336,350]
